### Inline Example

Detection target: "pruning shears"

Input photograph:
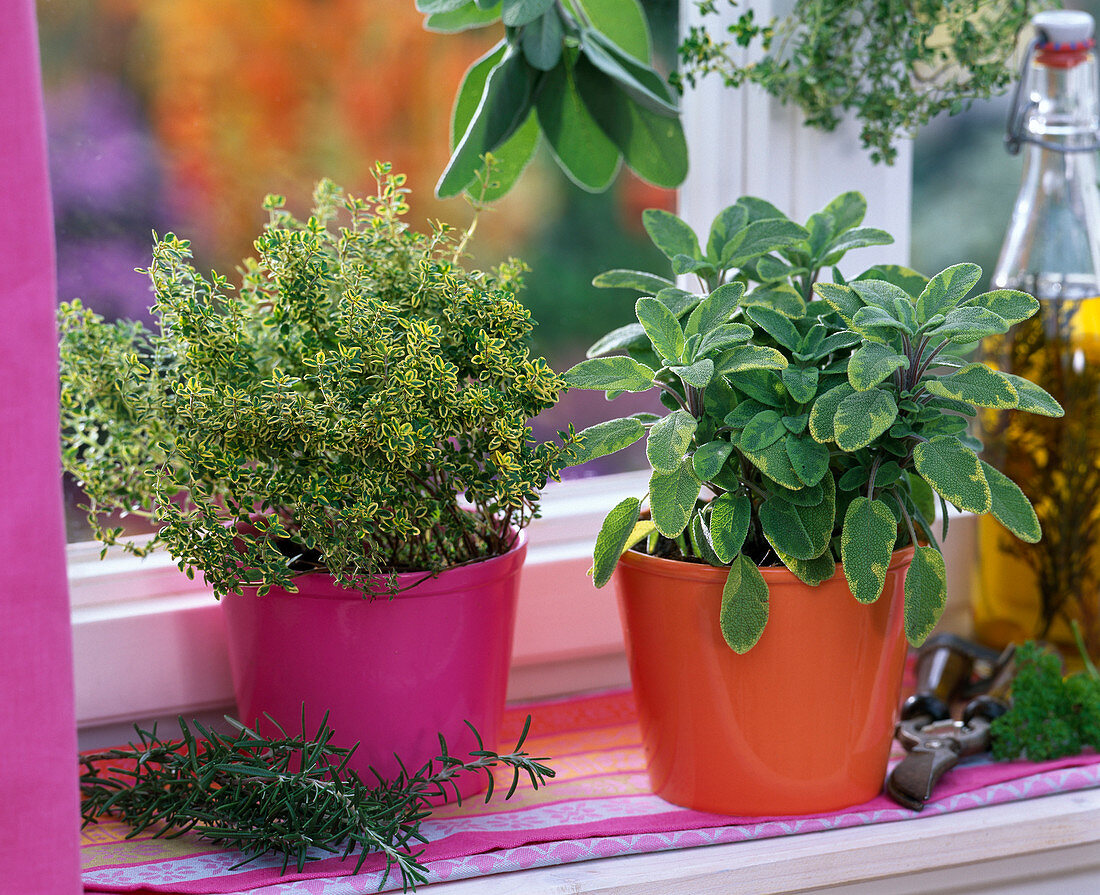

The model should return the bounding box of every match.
[886,634,1015,811]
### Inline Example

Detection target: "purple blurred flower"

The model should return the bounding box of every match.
[55,239,154,322]
[45,75,169,321]
[47,76,161,220]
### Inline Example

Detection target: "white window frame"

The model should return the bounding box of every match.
[70,0,915,737]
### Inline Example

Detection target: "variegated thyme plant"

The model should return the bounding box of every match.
[59,164,574,597]
[564,192,1063,652]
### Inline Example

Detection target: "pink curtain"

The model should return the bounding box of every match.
[0,2,82,891]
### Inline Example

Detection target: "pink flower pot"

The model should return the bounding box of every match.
[221,532,525,798]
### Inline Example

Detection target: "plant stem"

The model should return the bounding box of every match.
[866,453,883,500]
[654,380,690,412]
[914,340,949,384]
[743,478,769,500]
[897,493,919,549]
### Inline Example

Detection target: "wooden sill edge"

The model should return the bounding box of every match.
[422,787,1100,894]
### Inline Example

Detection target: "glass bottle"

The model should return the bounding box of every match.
[976,10,1100,659]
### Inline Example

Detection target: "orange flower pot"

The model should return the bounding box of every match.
[615,546,913,816]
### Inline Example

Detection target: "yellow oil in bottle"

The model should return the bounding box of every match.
[975,284,1100,661]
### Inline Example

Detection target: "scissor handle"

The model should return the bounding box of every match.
[896,717,991,756]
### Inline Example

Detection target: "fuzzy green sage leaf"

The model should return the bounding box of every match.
[760,477,834,561]
[646,409,697,473]
[832,388,898,451]
[808,382,855,443]
[649,460,702,537]
[592,268,673,293]
[585,322,648,358]
[708,491,751,563]
[848,342,909,391]
[812,282,862,326]
[778,549,838,586]
[692,439,734,482]
[536,51,621,190]
[923,363,1018,410]
[915,262,981,322]
[698,323,754,355]
[721,218,809,268]
[636,296,685,363]
[981,459,1041,544]
[785,434,830,487]
[591,497,641,587]
[563,355,654,392]
[523,26,565,74]
[850,279,912,313]
[641,208,701,261]
[841,496,897,604]
[425,3,502,32]
[503,0,553,26]
[671,358,714,388]
[685,282,745,337]
[935,306,1011,344]
[904,545,948,646]
[720,554,769,653]
[438,46,532,197]
[740,409,786,453]
[963,289,1039,326]
[1000,372,1065,418]
[780,366,819,404]
[570,418,645,466]
[742,439,803,490]
[913,435,991,515]
[714,345,788,375]
[570,53,688,189]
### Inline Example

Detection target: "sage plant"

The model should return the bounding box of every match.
[564,192,1061,652]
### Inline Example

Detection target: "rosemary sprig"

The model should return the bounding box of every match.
[80,713,554,891]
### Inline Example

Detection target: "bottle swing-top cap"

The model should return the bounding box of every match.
[1007,10,1100,154]
[1033,10,1094,51]
[1034,10,1095,66]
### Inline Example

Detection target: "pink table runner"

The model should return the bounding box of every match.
[82,689,1100,894]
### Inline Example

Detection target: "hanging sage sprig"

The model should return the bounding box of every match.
[80,713,554,891]
[420,0,688,197]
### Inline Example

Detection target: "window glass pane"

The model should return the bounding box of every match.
[911,100,1017,289]
[911,1,1100,284]
[40,0,677,543]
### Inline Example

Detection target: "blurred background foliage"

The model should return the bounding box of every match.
[38,0,1097,537]
[38,0,678,347]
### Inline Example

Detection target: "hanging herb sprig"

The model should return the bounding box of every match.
[80,713,554,891]
[676,0,1048,164]
[419,0,688,198]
